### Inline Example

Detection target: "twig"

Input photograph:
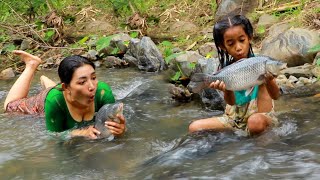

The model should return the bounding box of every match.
[39,46,85,50]
[256,3,301,14]
[0,23,42,46]
[1,1,51,47]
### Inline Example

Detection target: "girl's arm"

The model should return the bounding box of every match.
[209,80,235,105]
[265,74,280,100]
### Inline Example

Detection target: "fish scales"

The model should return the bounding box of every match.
[188,56,286,93]
[94,102,124,140]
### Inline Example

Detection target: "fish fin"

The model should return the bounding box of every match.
[187,73,208,93]
[245,87,254,96]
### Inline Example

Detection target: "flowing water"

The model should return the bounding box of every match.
[0,67,319,179]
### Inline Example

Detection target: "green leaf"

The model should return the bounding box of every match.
[44,30,55,42]
[111,47,120,54]
[188,62,196,69]
[171,71,181,81]
[160,41,173,48]
[165,52,181,64]
[96,35,114,52]
[78,36,89,45]
[308,44,320,53]
[130,31,139,38]
[316,58,320,66]
[3,44,16,52]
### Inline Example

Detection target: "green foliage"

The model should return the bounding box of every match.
[108,0,156,16]
[129,31,139,38]
[211,0,217,13]
[308,44,320,53]
[1,44,16,54]
[96,36,114,52]
[160,40,174,58]
[256,25,266,35]
[165,52,184,64]
[44,30,55,42]
[171,71,181,81]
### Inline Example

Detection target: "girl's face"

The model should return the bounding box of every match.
[65,64,98,107]
[222,25,251,61]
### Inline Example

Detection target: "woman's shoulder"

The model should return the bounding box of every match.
[45,86,64,103]
[97,81,112,91]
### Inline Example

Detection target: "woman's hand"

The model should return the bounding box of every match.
[209,80,226,92]
[71,125,101,139]
[105,114,126,136]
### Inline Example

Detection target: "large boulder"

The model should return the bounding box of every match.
[260,28,320,67]
[123,37,167,72]
[215,0,258,21]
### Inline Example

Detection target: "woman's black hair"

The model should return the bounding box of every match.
[58,55,95,85]
[213,14,255,69]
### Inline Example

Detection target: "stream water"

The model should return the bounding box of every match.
[0,67,319,179]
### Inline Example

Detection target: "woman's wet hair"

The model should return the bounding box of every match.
[213,14,254,68]
[58,55,95,85]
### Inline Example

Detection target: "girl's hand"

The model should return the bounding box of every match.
[105,114,126,136]
[264,73,275,85]
[71,125,100,139]
[209,80,226,92]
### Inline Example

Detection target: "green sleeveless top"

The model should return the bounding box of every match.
[44,81,115,132]
[234,85,259,106]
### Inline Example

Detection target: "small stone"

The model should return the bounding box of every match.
[0,68,15,79]
[288,75,298,83]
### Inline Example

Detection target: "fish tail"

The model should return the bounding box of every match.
[188,73,210,93]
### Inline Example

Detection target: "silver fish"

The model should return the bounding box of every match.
[188,56,287,93]
[94,102,124,140]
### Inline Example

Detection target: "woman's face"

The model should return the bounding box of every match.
[65,64,98,107]
[222,25,251,61]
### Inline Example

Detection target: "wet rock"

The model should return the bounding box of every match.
[86,49,99,61]
[20,39,31,50]
[200,88,225,110]
[280,64,315,78]
[194,57,220,74]
[198,43,217,58]
[288,75,298,84]
[0,68,15,79]
[123,37,166,72]
[168,84,192,102]
[170,51,203,77]
[261,28,320,67]
[312,66,320,78]
[215,0,258,21]
[110,33,132,54]
[102,56,129,68]
[280,81,320,97]
[42,57,57,68]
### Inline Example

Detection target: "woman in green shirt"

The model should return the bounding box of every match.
[4,50,126,139]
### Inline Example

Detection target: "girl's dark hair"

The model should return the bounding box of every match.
[213,14,254,69]
[58,55,95,85]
